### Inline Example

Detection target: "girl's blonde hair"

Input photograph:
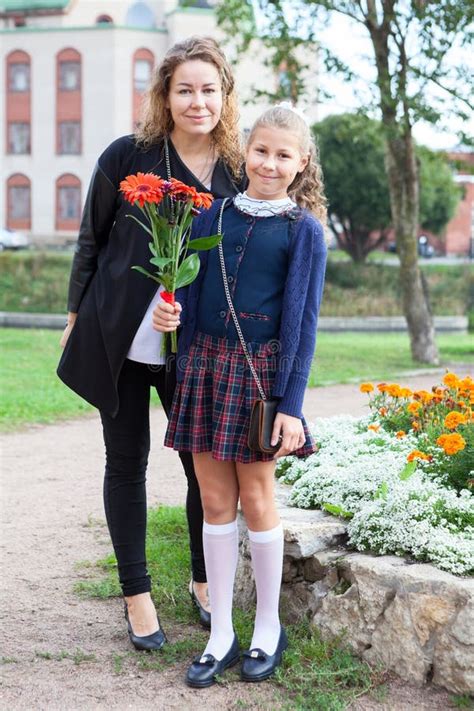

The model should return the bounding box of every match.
[247,105,327,223]
[136,36,242,179]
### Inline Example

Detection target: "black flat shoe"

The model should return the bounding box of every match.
[186,635,240,688]
[124,602,167,652]
[241,626,288,682]
[189,581,211,630]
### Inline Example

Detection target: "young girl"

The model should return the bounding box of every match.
[154,104,327,686]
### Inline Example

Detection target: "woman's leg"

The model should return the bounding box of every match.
[237,460,283,655]
[193,452,240,659]
[100,360,159,635]
[158,361,207,594]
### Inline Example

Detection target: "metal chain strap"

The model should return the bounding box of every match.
[216,199,267,401]
[164,137,172,181]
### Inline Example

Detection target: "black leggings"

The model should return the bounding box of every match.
[100,358,205,597]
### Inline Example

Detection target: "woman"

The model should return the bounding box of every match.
[58,36,244,650]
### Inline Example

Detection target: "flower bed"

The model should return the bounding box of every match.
[276,373,474,576]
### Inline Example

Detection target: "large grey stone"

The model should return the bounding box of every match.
[235,487,474,694]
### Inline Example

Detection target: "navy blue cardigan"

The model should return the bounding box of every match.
[176,199,327,419]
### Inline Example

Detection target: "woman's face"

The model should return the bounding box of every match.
[167,60,223,138]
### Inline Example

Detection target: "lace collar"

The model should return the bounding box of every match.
[234,191,296,217]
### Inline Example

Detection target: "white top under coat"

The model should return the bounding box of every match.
[127,285,166,366]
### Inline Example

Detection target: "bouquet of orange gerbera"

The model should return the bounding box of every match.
[120,172,220,353]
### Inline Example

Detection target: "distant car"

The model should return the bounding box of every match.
[386,236,435,258]
[0,228,30,251]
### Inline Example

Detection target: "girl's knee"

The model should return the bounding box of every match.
[240,490,274,526]
[200,490,236,522]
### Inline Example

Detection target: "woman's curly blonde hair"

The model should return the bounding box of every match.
[247,105,327,223]
[136,36,242,179]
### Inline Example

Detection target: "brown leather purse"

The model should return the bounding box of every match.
[217,200,280,454]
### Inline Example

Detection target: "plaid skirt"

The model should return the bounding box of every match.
[165,331,317,463]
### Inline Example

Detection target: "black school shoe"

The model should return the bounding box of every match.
[189,581,211,630]
[124,602,167,652]
[241,626,288,682]
[186,635,240,688]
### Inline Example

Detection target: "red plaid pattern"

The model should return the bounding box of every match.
[165,332,317,463]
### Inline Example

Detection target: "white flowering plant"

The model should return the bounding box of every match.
[276,414,474,576]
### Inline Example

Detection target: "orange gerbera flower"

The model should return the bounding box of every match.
[120,172,165,207]
[396,431,406,438]
[193,192,214,209]
[360,383,374,393]
[368,424,380,432]
[444,411,467,430]
[408,402,422,414]
[407,450,431,462]
[437,432,466,456]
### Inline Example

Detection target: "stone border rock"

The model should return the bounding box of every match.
[235,483,474,695]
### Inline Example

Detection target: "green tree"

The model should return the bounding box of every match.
[316,113,461,261]
[216,0,473,364]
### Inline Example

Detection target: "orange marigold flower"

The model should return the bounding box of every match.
[415,390,433,403]
[120,172,165,207]
[411,420,420,430]
[460,376,474,392]
[400,388,412,398]
[443,372,460,389]
[457,401,466,408]
[407,450,430,462]
[396,431,406,438]
[437,432,466,456]
[408,402,422,414]
[387,384,403,398]
[379,407,388,416]
[360,383,374,393]
[444,411,467,430]
[368,424,380,432]
[377,382,389,393]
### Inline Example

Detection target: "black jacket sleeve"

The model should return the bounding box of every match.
[67,163,117,312]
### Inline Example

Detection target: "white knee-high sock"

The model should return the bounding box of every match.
[248,523,284,655]
[202,519,238,660]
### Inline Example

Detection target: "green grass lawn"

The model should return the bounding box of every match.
[1,328,472,431]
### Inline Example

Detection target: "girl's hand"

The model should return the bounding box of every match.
[152,301,182,332]
[271,412,306,459]
[60,312,77,348]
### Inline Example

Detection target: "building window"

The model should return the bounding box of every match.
[8,62,30,92]
[8,122,31,154]
[134,59,152,92]
[58,186,81,220]
[56,174,81,230]
[7,174,31,229]
[58,122,81,154]
[59,61,81,91]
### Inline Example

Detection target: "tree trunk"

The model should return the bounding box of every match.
[384,133,439,364]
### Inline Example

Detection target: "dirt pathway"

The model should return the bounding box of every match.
[1,370,470,710]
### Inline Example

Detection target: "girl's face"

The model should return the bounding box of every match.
[167,60,223,139]
[245,126,308,201]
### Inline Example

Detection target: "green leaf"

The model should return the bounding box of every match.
[399,460,417,481]
[148,242,157,257]
[125,214,154,238]
[174,253,200,289]
[322,503,353,519]
[374,481,389,500]
[188,234,223,251]
[131,266,162,284]
[150,256,174,268]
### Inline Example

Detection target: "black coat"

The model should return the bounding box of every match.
[57,135,244,416]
